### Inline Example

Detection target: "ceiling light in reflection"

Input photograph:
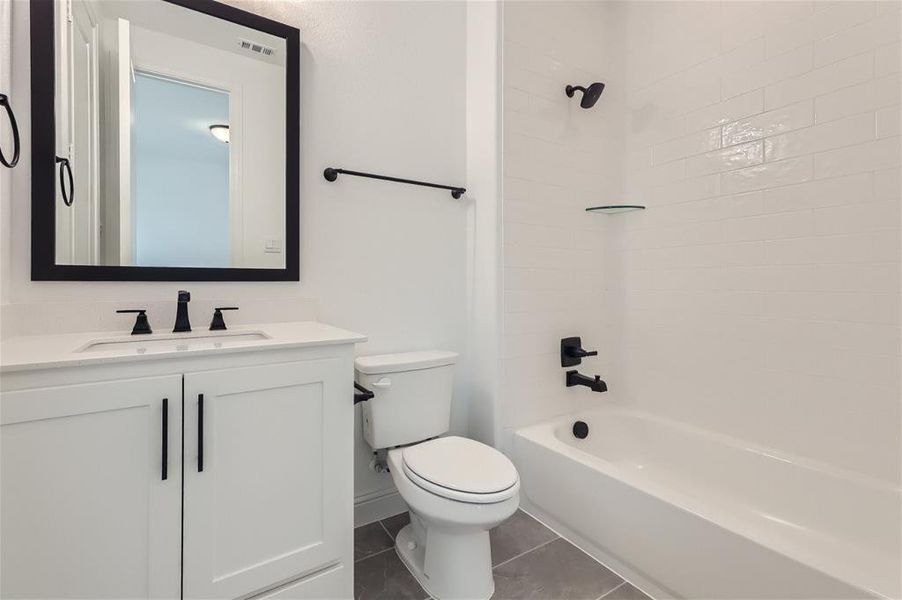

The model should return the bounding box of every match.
[209,124,230,143]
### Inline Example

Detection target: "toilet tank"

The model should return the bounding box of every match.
[355,350,458,450]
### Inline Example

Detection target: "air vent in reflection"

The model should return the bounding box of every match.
[239,38,275,57]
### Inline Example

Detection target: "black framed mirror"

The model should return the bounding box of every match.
[30,0,299,281]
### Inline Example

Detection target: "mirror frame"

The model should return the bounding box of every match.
[30,0,300,281]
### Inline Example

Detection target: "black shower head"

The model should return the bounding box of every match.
[565,82,605,109]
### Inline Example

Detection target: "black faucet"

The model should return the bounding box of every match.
[173,290,191,333]
[566,370,607,393]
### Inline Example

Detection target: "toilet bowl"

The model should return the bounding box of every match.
[387,436,520,600]
[355,351,520,599]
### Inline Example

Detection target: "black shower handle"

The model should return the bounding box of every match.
[570,348,598,358]
[0,93,20,168]
[561,336,598,367]
[56,156,74,206]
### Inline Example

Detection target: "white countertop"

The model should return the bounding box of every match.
[0,321,367,373]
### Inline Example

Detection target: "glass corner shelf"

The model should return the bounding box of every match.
[586,205,646,214]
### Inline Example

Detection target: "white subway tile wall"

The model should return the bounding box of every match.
[617,1,901,483]
[501,1,626,432]
[502,1,900,485]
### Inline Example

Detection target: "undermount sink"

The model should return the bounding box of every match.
[76,331,271,355]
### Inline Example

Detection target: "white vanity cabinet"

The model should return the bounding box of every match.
[182,359,349,599]
[0,322,363,600]
[1,375,183,599]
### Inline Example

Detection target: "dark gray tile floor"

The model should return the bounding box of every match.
[354,509,653,600]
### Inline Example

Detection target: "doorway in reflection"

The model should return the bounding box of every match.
[132,73,230,268]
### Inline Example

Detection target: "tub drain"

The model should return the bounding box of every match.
[572,421,589,439]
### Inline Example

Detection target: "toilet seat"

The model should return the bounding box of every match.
[401,436,519,504]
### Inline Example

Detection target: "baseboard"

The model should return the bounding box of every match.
[354,489,407,527]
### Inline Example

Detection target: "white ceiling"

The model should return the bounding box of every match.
[85,0,287,68]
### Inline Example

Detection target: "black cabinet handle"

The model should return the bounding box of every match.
[197,394,204,472]
[55,156,74,206]
[0,93,20,168]
[161,398,168,481]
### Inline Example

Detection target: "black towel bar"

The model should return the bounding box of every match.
[324,167,465,199]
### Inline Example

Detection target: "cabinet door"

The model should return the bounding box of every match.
[183,359,352,599]
[1,376,182,599]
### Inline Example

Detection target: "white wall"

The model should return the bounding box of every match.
[615,0,901,484]
[499,1,625,445]
[1,0,469,513]
[466,0,502,447]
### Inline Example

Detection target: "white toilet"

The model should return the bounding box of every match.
[356,351,520,600]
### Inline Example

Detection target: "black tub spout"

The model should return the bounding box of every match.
[566,370,607,393]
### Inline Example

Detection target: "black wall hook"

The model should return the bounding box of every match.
[0,93,20,168]
[324,167,465,199]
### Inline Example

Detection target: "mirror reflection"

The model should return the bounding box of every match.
[54,0,287,269]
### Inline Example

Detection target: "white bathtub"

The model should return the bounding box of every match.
[513,408,901,599]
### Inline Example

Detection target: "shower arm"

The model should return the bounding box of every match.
[565,85,587,96]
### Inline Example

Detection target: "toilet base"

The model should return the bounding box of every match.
[395,521,495,600]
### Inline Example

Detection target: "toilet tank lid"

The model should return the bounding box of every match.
[355,350,458,375]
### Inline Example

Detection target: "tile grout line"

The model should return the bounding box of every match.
[491,535,560,571]
[596,581,627,600]
[369,517,430,600]
[516,507,650,598]
[352,518,398,563]
[354,545,395,564]
[377,518,394,540]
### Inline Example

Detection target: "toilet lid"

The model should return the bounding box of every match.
[401,436,519,495]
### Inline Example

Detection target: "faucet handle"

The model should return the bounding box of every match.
[561,336,598,367]
[117,309,152,335]
[210,307,238,331]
